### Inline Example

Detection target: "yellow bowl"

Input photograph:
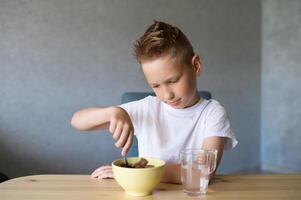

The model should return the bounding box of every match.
[112,157,165,196]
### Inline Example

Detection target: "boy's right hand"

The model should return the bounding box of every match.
[109,107,134,156]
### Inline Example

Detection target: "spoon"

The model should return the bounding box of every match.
[124,156,129,167]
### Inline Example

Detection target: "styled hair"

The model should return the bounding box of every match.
[134,20,194,66]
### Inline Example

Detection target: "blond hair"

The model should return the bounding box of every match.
[134,21,194,65]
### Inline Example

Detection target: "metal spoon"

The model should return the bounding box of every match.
[124,156,129,167]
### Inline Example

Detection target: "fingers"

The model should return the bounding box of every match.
[122,130,134,156]
[112,122,133,150]
[113,123,122,140]
[91,166,114,180]
[91,165,111,177]
[109,119,117,134]
[115,124,130,148]
[108,108,134,154]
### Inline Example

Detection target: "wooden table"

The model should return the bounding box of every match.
[0,174,301,199]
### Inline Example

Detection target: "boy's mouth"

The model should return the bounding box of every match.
[168,99,181,107]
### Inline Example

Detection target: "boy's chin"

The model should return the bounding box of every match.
[169,103,186,109]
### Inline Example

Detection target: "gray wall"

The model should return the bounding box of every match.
[0,0,262,178]
[261,0,301,173]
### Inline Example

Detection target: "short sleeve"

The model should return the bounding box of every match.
[204,105,238,150]
[119,101,137,120]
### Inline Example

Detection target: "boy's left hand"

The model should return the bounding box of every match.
[91,165,114,180]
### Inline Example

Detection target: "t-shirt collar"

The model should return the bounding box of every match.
[162,97,208,116]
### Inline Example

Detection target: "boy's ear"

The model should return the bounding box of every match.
[191,54,202,75]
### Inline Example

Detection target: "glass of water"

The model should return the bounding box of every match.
[180,149,218,196]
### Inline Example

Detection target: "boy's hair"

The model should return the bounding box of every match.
[134,20,194,66]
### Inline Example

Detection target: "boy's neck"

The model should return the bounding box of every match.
[184,93,201,108]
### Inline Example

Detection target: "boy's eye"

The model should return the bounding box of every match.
[152,85,159,88]
[168,79,178,84]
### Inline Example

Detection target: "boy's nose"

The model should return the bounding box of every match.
[164,89,175,101]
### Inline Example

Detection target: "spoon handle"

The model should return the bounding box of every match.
[124,156,129,167]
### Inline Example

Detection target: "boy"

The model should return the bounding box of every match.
[71,21,237,183]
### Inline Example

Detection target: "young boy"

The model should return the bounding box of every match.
[71,21,237,184]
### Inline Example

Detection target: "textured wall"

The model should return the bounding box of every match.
[261,0,301,172]
[0,0,261,178]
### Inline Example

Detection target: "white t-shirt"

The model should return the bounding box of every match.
[120,96,238,163]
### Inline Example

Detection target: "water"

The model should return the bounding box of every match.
[181,164,210,195]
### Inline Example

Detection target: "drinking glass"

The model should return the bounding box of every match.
[180,149,217,196]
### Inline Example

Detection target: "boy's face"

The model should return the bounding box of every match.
[141,54,201,109]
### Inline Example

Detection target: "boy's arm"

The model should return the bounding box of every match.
[71,106,134,156]
[201,136,225,179]
[161,136,225,184]
[71,107,115,131]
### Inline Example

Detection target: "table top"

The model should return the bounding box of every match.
[1,174,301,200]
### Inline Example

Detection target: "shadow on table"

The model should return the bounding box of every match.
[0,172,9,183]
